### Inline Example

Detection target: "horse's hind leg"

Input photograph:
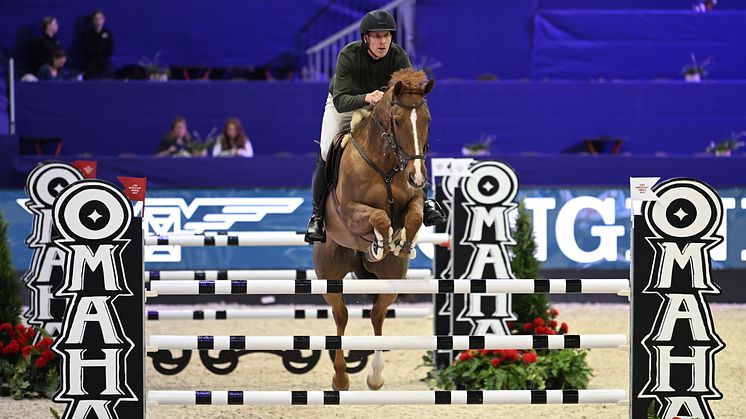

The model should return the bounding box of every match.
[366,293,397,390]
[314,241,355,391]
[324,293,350,391]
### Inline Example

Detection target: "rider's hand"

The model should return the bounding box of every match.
[365,90,384,105]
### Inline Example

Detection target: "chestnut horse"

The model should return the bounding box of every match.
[314,69,435,391]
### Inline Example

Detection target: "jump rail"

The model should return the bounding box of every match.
[144,232,450,247]
[148,389,628,405]
[144,269,433,282]
[146,307,432,320]
[146,334,628,351]
[148,279,631,296]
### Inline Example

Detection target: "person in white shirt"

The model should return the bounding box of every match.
[212,117,254,157]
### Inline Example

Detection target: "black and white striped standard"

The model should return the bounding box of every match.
[144,232,449,247]
[148,278,630,295]
[146,307,432,320]
[147,389,627,405]
[147,334,627,351]
[143,269,433,282]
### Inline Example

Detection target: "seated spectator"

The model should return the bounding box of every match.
[36,49,67,81]
[28,16,61,74]
[84,10,114,80]
[157,117,194,157]
[212,117,254,157]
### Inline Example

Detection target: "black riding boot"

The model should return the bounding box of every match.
[305,154,328,243]
[423,195,447,226]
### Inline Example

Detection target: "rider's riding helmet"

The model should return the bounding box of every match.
[360,10,397,41]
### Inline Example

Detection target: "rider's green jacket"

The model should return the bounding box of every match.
[328,41,411,113]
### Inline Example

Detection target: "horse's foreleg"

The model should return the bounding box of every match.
[323,293,350,391]
[342,201,392,261]
[367,293,397,390]
[393,194,424,259]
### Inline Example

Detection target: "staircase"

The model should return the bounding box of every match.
[301,0,417,81]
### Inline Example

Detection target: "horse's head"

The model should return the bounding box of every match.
[379,69,435,189]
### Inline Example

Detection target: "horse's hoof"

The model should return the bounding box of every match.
[332,379,350,391]
[366,375,384,391]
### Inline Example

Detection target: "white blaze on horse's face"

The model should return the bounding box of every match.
[409,109,425,188]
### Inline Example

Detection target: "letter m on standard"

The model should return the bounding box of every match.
[653,242,710,290]
[68,245,121,292]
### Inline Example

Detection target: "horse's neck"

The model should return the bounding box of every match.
[358,108,396,169]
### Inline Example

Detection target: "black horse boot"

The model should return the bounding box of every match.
[423,196,447,227]
[305,154,328,243]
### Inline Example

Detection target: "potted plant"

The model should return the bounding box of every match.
[706,131,745,157]
[138,52,170,81]
[461,133,496,157]
[189,127,218,157]
[415,56,442,80]
[682,54,710,82]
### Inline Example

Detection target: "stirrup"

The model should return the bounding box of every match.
[423,199,447,227]
[304,215,326,243]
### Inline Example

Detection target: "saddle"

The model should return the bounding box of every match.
[325,108,371,195]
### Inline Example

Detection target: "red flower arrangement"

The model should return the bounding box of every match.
[422,304,591,392]
[512,308,570,337]
[0,322,60,399]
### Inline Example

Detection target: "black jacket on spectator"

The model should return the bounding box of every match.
[28,34,60,74]
[84,28,114,79]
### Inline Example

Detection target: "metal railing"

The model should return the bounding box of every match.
[303,0,416,81]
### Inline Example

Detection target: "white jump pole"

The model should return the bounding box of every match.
[148,278,631,296]
[147,307,432,320]
[147,389,628,406]
[147,334,628,351]
[144,268,433,282]
[144,232,450,247]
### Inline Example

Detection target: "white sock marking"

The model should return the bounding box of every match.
[369,350,384,387]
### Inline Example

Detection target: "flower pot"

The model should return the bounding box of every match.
[149,72,169,81]
[461,147,490,157]
[685,73,701,83]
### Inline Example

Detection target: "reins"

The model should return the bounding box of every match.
[349,94,428,222]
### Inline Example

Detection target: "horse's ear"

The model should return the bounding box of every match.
[423,79,435,95]
[393,81,404,96]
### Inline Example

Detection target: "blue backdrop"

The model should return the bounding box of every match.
[14,80,746,156]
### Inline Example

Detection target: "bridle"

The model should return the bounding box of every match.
[349,92,429,221]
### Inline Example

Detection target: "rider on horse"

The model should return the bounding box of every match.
[305,9,446,243]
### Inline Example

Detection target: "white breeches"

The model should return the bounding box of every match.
[319,93,355,161]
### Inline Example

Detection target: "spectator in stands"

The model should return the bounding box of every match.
[84,10,114,79]
[36,49,67,81]
[157,117,194,157]
[28,16,61,74]
[212,118,254,157]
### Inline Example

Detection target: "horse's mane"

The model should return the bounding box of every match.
[387,68,428,90]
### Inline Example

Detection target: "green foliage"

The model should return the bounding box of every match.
[540,349,592,389]
[510,202,548,327]
[0,211,22,325]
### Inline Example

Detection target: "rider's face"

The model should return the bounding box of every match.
[365,31,392,59]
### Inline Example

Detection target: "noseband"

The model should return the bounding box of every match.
[349,94,429,222]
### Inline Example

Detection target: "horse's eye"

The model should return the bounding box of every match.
[394,120,400,127]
